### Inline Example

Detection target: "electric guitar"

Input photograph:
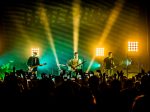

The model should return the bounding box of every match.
[70,61,86,72]
[28,63,47,72]
[103,62,122,73]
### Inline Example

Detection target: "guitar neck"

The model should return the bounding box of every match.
[31,63,45,68]
[72,61,86,68]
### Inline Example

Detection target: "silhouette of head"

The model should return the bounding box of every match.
[33,52,37,57]
[74,52,78,59]
[108,52,112,58]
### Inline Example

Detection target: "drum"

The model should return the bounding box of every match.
[58,64,68,71]
[57,64,68,76]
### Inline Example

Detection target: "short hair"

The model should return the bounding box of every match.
[74,52,78,54]
[108,52,112,55]
[33,52,37,55]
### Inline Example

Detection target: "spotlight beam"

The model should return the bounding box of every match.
[73,0,81,53]
[38,5,60,68]
[86,56,95,73]
[86,0,124,72]
[98,0,124,45]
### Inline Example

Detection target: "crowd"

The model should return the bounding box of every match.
[0,68,150,112]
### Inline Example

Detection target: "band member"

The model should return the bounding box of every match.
[67,52,82,78]
[27,52,40,78]
[103,52,116,77]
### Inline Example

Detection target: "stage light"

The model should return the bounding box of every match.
[97,0,124,46]
[96,48,104,56]
[73,0,81,53]
[87,0,124,72]
[128,41,138,52]
[31,48,39,56]
[86,57,95,73]
[38,5,60,68]
[125,59,132,66]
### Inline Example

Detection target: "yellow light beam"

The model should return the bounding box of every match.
[38,5,60,68]
[98,0,124,45]
[73,0,81,53]
[86,0,124,72]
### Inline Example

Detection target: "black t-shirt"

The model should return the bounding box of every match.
[27,56,40,71]
[104,57,114,69]
[27,56,40,66]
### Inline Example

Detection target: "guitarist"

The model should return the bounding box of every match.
[103,52,116,77]
[27,52,40,79]
[67,52,82,78]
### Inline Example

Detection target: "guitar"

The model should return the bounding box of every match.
[103,62,122,73]
[28,63,47,72]
[70,61,86,72]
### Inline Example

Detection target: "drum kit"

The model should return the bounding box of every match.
[57,63,69,75]
[57,63,79,79]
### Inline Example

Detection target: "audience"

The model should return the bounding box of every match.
[0,67,150,112]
